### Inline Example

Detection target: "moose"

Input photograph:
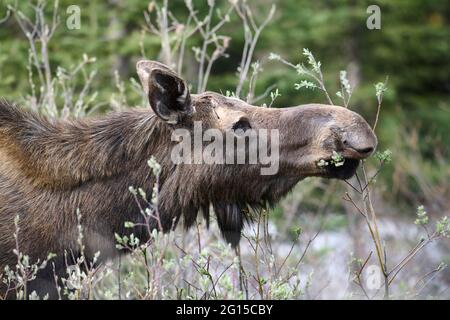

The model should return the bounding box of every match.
[0,60,377,298]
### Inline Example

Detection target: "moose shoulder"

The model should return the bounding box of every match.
[0,60,376,298]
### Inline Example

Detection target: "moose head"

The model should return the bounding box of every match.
[136,60,377,244]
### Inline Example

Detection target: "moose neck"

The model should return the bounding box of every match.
[0,103,168,190]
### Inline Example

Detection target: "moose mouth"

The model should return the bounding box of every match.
[323,158,361,180]
[320,144,374,180]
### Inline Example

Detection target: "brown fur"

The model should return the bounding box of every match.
[0,61,377,298]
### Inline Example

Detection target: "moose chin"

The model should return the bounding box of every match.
[0,60,376,298]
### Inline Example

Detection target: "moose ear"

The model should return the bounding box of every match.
[136,60,192,124]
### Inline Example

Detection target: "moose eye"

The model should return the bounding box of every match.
[232,119,252,133]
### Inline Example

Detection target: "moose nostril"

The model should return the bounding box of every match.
[355,147,374,154]
[343,138,374,155]
[341,133,376,156]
